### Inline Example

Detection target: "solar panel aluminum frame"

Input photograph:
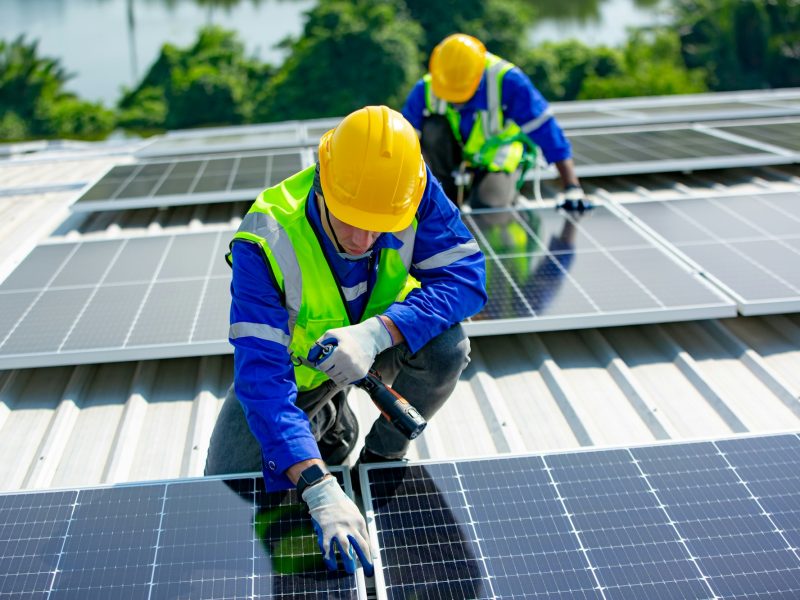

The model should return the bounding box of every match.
[526,122,797,182]
[554,88,800,129]
[0,467,368,600]
[698,121,800,159]
[608,190,800,316]
[462,299,736,337]
[71,149,310,213]
[360,429,800,600]
[701,116,800,159]
[136,121,305,158]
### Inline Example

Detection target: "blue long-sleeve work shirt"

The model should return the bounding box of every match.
[229,167,487,490]
[402,66,572,165]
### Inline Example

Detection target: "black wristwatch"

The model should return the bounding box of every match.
[296,464,331,498]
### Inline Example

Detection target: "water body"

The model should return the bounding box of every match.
[528,0,668,47]
[0,0,665,106]
[0,0,314,105]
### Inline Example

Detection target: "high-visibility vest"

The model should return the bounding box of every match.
[424,53,525,173]
[228,166,416,391]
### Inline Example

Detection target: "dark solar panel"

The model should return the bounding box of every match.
[565,126,792,179]
[462,206,735,335]
[625,192,800,315]
[717,120,800,153]
[363,433,800,600]
[0,471,363,599]
[74,150,306,212]
[0,230,233,370]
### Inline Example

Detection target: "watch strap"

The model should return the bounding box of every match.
[296,464,330,499]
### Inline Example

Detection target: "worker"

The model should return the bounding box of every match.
[205,105,487,576]
[402,33,590,211]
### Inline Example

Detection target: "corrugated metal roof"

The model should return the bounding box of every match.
[0,142,799,494]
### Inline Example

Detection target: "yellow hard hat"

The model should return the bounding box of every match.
[429,33,487,103]
[318,106,427,233]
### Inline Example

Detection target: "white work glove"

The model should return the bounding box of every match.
[558,185,593,212]
[313,317,393,386]
[302,476,375,575]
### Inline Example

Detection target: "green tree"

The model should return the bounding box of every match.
[516,40,621,101]
[580,29,707,98]
[255,0,423,122]
[118,26,272,131]
[674,0,800,90]
[399,0,533,62]
[0,36,114,141]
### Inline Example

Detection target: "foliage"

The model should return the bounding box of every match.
[0,36,114,141]
[118,26,272,130]
[516,40,621,101]
[580,29,707,98]
[398,0,533,62]
[672,0,800,90]
[254,0,423,122]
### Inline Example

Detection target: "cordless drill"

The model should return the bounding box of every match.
[308,341,427,440]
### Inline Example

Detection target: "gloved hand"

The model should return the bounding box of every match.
[302,476,375,576]
[558,185,593,212]
[313,317,393,386]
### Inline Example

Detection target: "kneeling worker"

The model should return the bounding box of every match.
[403,33,589,210]
[205,106,487,575]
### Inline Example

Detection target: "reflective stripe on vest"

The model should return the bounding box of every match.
[413,240,480,270]
[229,165,416,391]
[423,54,526,173]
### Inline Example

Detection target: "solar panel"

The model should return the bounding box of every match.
[136,123,304,158]
[714,119,800,154]
[556,99,800,129]
[0,204,738,369]
[73,150,307,212]
[564,125,793,179]
[362,432,800,600]
[0,470,365,599]
[0,230,234,370]
[623,191,800,315]
[461,205,736,335]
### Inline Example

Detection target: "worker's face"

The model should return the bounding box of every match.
[327,208,381,255]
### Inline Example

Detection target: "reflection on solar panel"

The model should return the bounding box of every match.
[73,150,306,212]
[0,471,364,599]
[565,126,792,178]
[716,119,800,154]
[461,206,735,335]
[623,192,800,315]
[137,124,303,158]
[0,230,234,369]
[363,432,800,600]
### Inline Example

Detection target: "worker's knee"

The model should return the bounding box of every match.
[471,171,517,208]
[414,323,471,383]
[204,385,262,477]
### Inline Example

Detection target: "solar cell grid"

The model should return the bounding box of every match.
[0,229,234,370]
[717,121,800,153]
[364,433,800,600]
[0,472,363,599]
[73,150,306,212]
[571,128,761,165]
[624,192,800,315]
[463,206,734,334]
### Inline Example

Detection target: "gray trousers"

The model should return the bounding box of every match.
[421,115,518,209]
[205,323,471,476]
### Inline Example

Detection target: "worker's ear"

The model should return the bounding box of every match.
[312,162,324,198]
